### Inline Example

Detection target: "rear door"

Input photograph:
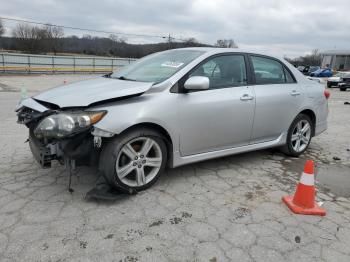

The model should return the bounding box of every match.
[177,54,255,156]
[249,55,304,144]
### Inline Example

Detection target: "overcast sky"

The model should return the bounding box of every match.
[1,0,350,58]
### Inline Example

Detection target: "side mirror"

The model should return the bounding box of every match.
[184,76,209,91]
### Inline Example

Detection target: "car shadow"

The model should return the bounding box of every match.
[24,148,285,202]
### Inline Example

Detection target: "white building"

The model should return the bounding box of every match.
[321,50,350,70]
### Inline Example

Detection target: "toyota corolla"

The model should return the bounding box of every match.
[16,48,329,191]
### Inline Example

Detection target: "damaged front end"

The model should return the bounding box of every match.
[16,98,110,169]
[17,98,136,197]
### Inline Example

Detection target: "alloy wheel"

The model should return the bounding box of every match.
[115,137,162,187]
[291,120,311,153]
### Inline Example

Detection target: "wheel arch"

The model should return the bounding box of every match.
[118,122,174,166]
[297,109,316,136]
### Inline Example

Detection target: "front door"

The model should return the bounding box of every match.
[177,54,255,156]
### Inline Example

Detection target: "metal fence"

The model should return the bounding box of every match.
[0,52,137,74]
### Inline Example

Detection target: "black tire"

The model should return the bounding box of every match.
[327,82,332,88]
[280,114,313,157]
[340,87,347,91]
[99,127,168,191]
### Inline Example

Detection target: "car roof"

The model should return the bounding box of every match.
[171,47,285,61]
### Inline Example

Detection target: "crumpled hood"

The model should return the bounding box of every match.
[34,77,153,108]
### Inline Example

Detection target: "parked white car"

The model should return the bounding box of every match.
[327,72,350,88]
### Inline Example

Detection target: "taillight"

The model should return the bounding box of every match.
[324,90,330,99]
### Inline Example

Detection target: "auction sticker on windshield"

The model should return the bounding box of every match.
[161,61,184,68]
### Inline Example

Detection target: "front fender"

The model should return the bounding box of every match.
[91,92,180,150]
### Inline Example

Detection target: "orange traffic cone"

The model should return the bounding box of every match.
[282,160,326,216]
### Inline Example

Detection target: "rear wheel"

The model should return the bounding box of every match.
[100,128,167,191]
[281,114,313,157]
[340,87,347,91]
[327,82,332,88]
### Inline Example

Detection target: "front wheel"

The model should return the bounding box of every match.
[100,128,167,191]
[281,114,313,157]
[340,87,347,91]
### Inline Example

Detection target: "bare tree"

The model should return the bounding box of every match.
[308,49,322,66]
[42,24,64,54]
[180,37,197,47]
[82,34,92,40]
[287,49,322,67]
[215,39,238,48]
[12,23,44,53]
[12,23,64,54]
[0,19,5,37]
[184,37,198,44]
[109,34,119,43]
[109,34,126,44]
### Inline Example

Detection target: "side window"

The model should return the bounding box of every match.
[251,56,287,84]
[201,60,221,77]
[189,55,247,89]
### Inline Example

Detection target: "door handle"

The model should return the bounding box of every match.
[240,94,254,101]
[290,90,301,96]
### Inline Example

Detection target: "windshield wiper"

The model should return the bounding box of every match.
[117,76,136,81]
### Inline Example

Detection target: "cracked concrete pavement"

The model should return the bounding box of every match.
[1,74,350,262]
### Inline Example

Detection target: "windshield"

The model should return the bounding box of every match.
[111,49,205,83]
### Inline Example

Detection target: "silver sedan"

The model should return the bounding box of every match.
[17,48,329,191]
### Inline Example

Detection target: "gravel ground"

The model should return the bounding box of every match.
[0,74,350,262]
